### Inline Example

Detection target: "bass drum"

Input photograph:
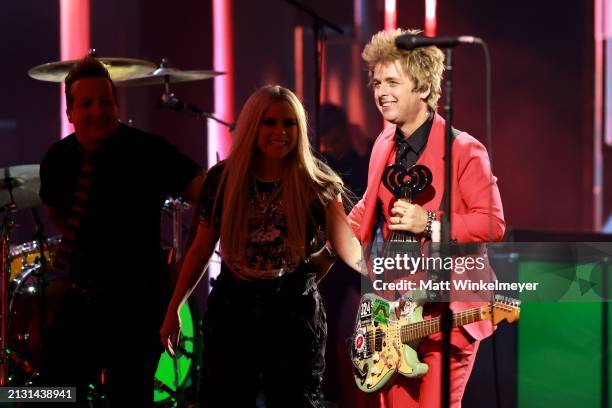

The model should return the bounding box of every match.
[8,237,63,380]
[154,300,202,405]
[8,266,70,380]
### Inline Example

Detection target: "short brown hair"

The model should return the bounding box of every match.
[362,28,445,112]
[64,56,117,108]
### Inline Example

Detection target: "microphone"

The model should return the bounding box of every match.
[395,34,481,50]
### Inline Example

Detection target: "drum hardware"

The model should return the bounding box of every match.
[117,58,235,130]
[9,262,39,318]
[28,49,156,83]
[0,171,19,385]
[29,208,50,368]
[163,198,191,263]
[6,349,38,380]
[162,193,205,407]
[0,165,41,210]
[154,301,202,406]
[159,91,236,130]
[115,57,223,87]
[1,217,14,386]
[0,165,57,384]
[162,197,196,405]
[4,232,57,384]
[7,260,66,385]
[9,237,58,282]
[154,378,188,407]
[169,336,195,360]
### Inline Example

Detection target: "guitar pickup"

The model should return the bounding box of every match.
[374,328,384,352]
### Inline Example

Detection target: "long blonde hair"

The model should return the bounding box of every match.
[215,85,344,263]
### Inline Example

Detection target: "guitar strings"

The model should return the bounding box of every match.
[363,309,485,344]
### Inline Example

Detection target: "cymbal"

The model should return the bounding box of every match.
[0,165,41,209]
[115,66,224,87]
[28,58,157,83]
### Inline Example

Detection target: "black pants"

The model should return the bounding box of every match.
[201,268,327,407]
[37,286,162,407]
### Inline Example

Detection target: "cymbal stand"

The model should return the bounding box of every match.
[31,209,49,365]
[0,182,18,385]
[163,197,191,404]
[163,198,191,264]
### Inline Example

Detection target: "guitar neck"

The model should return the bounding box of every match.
[400,306,487,343]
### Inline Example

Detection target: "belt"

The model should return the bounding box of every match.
[213,262,317,297]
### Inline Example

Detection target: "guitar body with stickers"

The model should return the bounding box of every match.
[349,293,520,392]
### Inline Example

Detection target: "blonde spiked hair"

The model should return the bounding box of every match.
[214,85,344,264]
[362,28,445,112]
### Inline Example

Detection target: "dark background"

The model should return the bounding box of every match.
[2,0,609,238]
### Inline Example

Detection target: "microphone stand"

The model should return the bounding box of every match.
[393,34,487,408]
[284,0,343,150]
[159,81,235,131]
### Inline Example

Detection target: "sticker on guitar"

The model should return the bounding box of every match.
[359,300,372,324]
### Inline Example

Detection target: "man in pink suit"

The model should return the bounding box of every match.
[348,28,505,407]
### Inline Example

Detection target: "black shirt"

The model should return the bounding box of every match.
[394,112,433,168]
[39,123,201,293]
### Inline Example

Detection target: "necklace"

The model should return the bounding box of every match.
[252,178,282,213]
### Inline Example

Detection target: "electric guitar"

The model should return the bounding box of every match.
[349,293,520,392]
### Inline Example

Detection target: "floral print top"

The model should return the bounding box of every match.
[198,162,339,280]
[228,179,298,279]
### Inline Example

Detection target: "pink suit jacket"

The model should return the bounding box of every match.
[348,113,505,341]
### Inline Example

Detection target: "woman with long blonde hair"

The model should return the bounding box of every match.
[160,85,363,407]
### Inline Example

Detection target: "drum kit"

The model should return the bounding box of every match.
[1,50,227,406]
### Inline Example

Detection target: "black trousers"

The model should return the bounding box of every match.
[36,286,163,407]
[201,268,327,408]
